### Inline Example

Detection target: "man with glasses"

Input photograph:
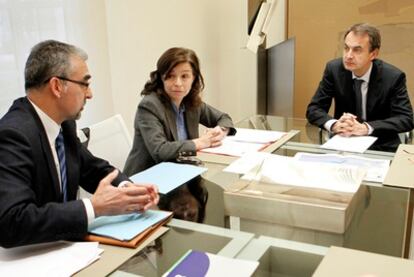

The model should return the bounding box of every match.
[0,40,159,248]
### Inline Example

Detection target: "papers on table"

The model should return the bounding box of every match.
[0,241,102,277]
[88,210,172,241]
[201,139,266,157]
[321,135,377,153]
[201,128,286,157]
[130,162,207,194]
[230,128,286,143]
[163,249,259,277]
[241,154,366,193]
[294,152,390,183]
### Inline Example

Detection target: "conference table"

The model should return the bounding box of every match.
[84,115,413,276]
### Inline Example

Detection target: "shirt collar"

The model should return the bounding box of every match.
[171,102,185,114]
[352,62,372,83]
[27,98,61,144]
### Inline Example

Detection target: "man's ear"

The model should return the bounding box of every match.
[369,48,379,61]
[47,77,64,98]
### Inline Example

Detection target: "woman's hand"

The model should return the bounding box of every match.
[192,126,228,150]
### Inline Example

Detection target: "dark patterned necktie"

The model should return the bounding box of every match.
[353,79,364,120]
[55,131,67,202]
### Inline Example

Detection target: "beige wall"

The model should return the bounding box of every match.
[104,0,259,134]
[288,0,414,118]
[65,0,115,128]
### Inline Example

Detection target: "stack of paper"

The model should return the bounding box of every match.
[201,128,286,157]
[86,210,172,248]
[130,162,207,194]
[242,154,366,193]
[163,250,259,277]
[294,152,390,183]
[0,241,102,277]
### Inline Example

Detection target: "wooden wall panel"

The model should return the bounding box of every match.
[288,0,414,118]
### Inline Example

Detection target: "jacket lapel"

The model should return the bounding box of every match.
[185,108,199,139]
[165,103,179,141]
[366,60,382,119]
[23,98,62,200]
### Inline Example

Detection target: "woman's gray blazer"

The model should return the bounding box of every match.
[123,93,235,175]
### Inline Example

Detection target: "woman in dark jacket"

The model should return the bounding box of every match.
[124,47,235,175]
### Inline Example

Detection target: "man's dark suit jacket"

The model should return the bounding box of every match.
[123,93,236,176]
[0,97,128,248]
[306,58,414,152]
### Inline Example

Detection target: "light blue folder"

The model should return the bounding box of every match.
[129,162,207,194]
[88,210,172,241]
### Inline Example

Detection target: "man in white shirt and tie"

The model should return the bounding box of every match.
[0,40,159,248]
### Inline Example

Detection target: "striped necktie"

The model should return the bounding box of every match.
[55,130,67,202]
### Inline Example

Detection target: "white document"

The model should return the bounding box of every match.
[0,241,102,277]
[224,152,272,174]
[242,154,366,193]
[229,128,286,144]
[201,128,286,157]
[321,135,378,153]
[201,139,266,157]
[294,152,390,183]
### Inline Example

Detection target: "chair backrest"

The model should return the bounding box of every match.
[79,114,132,170]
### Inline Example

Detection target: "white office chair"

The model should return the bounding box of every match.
[77,114,132,198]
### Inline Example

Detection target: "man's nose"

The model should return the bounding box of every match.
[85,87,93,99]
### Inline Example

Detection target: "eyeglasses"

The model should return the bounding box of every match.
[56,76,90,89]
[44,76,90,89]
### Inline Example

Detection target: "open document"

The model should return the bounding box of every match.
[321,135,377,153]
[201,128,286,157]
[0,241,102,277]
[242,154,366,193]
[294,152,390,183]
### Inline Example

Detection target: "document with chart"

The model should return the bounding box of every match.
[242,154,366,193]
[163,249,258,277]
[294,152,390,183]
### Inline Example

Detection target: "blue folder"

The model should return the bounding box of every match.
[88,210,172,241]
[129,162,207,194]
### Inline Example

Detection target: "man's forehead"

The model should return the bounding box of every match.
[70,55,90,77]
[344,32,370,46]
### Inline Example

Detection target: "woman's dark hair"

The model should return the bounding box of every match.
[158,176,208,223]
[141,47,204,109]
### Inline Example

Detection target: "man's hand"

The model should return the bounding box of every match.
[90,170,159,217]
[331,113,368,136]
